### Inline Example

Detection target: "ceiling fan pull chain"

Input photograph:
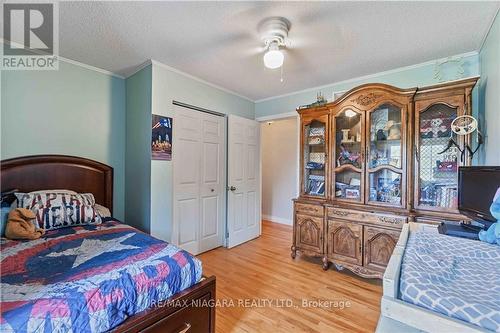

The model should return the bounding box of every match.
[280,64,284,83]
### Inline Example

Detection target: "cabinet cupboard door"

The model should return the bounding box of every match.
[366,103,406,208]
[295,214,323,254]
[301,114,328,198]
[414,98,464,212]
[332,108,364,203]
[326,220,362,265]
[363,226,399,271]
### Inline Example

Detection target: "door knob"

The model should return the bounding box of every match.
[211,188,215,192]
[229,186,236,192]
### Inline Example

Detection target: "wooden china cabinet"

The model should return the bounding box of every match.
[291,77,479,279]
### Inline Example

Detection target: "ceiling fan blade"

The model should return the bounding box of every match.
[242,45,267,57]
[229,3,277,22]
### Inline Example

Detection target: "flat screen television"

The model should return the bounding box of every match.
[458,166,500,225]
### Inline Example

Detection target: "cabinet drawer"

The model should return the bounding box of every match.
[141,293,212,333]
[327,207,406,227]
[295,203,324,216]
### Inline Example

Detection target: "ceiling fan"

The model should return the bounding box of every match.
[258,17,291,70]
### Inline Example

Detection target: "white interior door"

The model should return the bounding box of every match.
[173,106,225,255]
[227,115,261,248]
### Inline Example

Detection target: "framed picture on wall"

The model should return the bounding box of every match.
[151,115,172,160]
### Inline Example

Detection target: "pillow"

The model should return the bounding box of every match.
[15,190,102,230]
[95,204,112,218]
[0,200,18,237]
[0,206,10,237]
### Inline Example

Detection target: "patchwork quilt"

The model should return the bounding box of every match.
[0,220,202,333]
[400,231,500,332]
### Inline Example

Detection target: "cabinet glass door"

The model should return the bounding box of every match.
[417,103,458,209]
[333,109,363,202]
[367,104,404,206]
[304,119,326,197]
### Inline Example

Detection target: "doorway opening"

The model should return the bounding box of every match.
[260,116,299,226]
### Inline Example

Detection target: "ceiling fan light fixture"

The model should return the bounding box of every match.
[263,42,284,69]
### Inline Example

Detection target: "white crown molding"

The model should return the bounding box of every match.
[124,59,152,78]
[254,50,480,103]
[479,6,500,52]
[255,111,297,122]
[1,38,125,79]
[58,56,125,79]
[149,59,254,102]
[0,39,249,102]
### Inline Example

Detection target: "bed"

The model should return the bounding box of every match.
[377,222,499,333]
[1,155,216,333]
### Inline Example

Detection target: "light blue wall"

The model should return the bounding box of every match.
[255,52,480,119]
[1,58,253,236]
[125,65,152,232]
[152,64,254,120]
[1,61,126,219]
[150,62,254,242]
[479,11,500,165]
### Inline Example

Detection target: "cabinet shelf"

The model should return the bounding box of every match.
[334,164,362,173]
[371,139,401,145]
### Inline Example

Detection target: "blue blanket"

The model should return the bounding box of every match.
[400,231,500,332]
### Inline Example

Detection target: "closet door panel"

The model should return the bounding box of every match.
[203,143,219,182]
[199,114,225,253]
[178,140,200,189]
[201,196,218,238]
[174,111,202,254]
[178,198,199,247]
[174,107,225,255]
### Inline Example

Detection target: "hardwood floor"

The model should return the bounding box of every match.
[198,220,382,333]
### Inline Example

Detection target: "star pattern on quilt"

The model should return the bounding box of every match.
[46,233,140,268]
[0,221,203,333]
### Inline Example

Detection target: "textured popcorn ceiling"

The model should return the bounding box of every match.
[55,1,498,100]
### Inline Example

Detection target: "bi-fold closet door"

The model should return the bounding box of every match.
[173,105,225,255]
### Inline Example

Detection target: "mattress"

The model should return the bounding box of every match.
[400,231,500,332]
[0,220,202,333]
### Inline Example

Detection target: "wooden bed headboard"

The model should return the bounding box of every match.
[1,155,113,213]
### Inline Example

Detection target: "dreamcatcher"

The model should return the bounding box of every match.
[439,115,483,161]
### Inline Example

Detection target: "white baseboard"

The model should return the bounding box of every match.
[262,214,292,226]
